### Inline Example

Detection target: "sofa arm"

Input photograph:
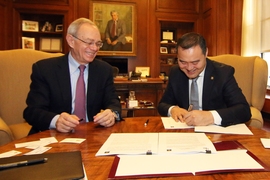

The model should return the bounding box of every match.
[0,117,14,146]
[245,107,263,129]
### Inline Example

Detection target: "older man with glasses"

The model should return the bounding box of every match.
[24,18,121,135]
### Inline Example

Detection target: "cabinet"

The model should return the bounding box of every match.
[160,42,177,76]
[159,21,194,76]
[20,13,64,52]
[114,78,164,117]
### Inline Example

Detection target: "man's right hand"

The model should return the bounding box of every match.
[170,106,188,123]
[55,112,80,133]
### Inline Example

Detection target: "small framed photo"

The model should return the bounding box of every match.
[55,24,63,32]
[40,37,62,52]
[135,67,150,77]
[160,47,168,54]
[22,20,39,32]
[22,37,35,50]
[170,47,177,54]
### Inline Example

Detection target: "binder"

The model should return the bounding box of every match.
[0,151,84,180]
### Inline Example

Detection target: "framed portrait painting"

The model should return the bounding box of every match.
[90,1,136,56]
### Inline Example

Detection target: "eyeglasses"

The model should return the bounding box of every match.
[72,35,103,48]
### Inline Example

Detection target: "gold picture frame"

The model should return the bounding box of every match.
[90,1,137,56]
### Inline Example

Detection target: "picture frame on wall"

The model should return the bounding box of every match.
[22,20,39,32]
[22,37,35,50]
[90,1,137,56]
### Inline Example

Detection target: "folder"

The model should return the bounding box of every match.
[108,141,270,179]
[0,151,84,180]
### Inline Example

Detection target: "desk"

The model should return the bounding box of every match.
[1,117,270,179]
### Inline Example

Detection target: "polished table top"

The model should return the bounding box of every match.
[1,116,270,179]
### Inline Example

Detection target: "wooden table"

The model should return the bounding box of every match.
[1,117,270,179]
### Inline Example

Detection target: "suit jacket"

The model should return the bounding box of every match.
[105,19,126,44]
[158,58,251,126]
[23,54,121,134]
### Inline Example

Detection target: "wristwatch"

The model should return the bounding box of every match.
[110,109,120,121]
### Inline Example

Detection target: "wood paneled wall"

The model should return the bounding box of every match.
[0,0,243,77]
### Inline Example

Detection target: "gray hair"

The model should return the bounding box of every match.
[110,10,118,16]
[67,18,97,36]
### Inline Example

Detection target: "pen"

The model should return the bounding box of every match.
[0,158,48,170]
[78,118,84,122]
[187,104,193,112]
[144,119,149,126]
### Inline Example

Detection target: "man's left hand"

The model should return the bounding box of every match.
[93,109,116,127]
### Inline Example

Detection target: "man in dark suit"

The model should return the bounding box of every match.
[101,10,126,51]
[24,18,121,134]
[158,32,251,127]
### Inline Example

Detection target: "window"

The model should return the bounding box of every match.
[262,52,270,87]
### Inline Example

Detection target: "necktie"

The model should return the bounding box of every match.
[74,65,86,122]
[111,21,116,37]
[190,77,199,110]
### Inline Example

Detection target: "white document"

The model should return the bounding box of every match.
[161,117,193,129]
[96,133,159,156]
[114,150,264,177]
[158,133,216,154]
[260,138,270,148]
[96,132,216,156]
[195,123,253,135]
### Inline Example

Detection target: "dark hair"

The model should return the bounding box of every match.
[176,32,207,55]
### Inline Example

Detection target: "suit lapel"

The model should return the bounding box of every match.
[86,61,99,107]
[55,55,72,106]
[202,59,215,108]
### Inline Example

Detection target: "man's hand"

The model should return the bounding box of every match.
[106,38,112,44]
[183,110,214,126]
[56,112,80,133]
[93,109,116,127]
[111,40,118,45]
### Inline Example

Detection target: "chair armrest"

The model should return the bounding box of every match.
[245,107,264,129]
[0,117,14,146]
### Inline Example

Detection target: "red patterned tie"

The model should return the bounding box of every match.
[111,21,116,37]
[74,65,86,123]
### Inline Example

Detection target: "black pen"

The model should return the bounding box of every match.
[144,119,149,126]
[78,118,84,122]
[0,158,48,170]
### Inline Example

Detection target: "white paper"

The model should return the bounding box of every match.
[161,117,193,129]
[96,133,158,156]
[0,150,21,158]
[24,146,52,155]
[60,138,86,144]
[260,138,270,148]
[114,150,264,177]
[158,133,216,154]
[15,137,58,149]
[195,123,253,135]
[96,132,216,156]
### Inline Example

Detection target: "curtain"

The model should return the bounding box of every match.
[241,0,261,56]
